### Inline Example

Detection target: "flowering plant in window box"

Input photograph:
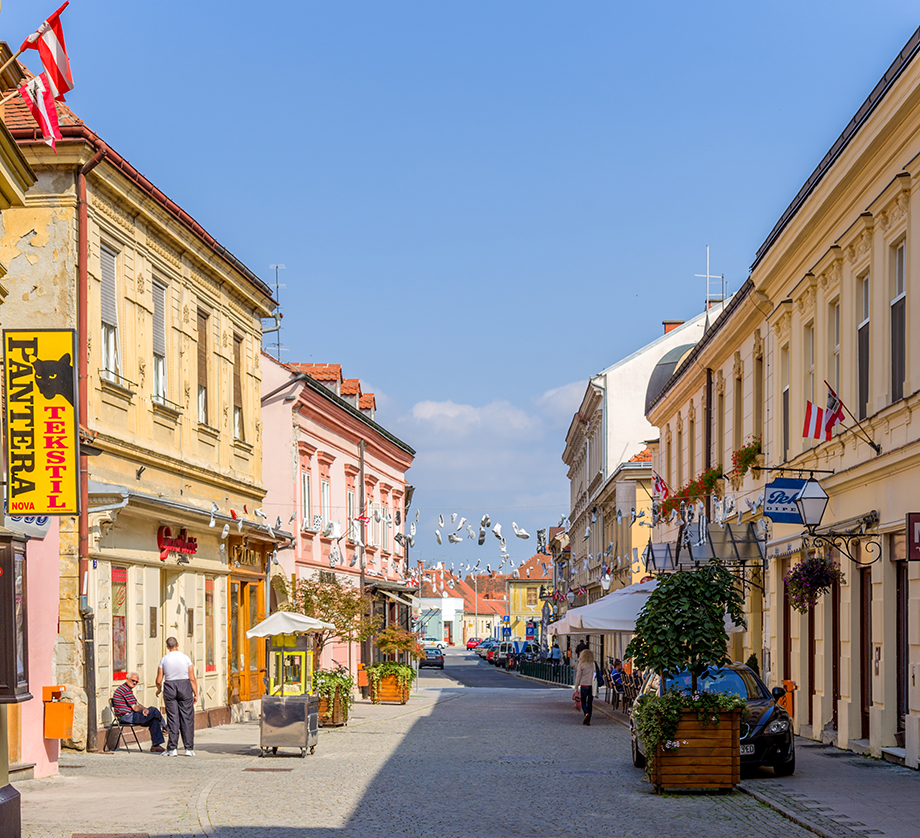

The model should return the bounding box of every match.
[730,436,762,479]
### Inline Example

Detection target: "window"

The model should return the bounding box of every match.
[732,374,743,453]
[858,273,870,420]
[891,242,906,403]
[781,345,790,461]
[100,245,120,381]
[666,436,672,489]
[676,425,683,486]
[754,355,764,441]
[347,489,356,542]
[830,301,841,394]
[526,587,538,606]
[688,417,695,479]
[112,566,127,679]
[197,309,209,424]
[382,502,391,553]
[321,479,330,528]
[716,391,725,469]
[232,334,244,440]
[152,280,167,403]
[205,578,215,671]
[805,324,815,404]
[301,471,312,529]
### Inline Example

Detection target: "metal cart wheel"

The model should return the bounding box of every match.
[259,748,266,757]
[272,747,278,754]
[300,747,307,758]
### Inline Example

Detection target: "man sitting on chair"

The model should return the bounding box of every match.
[112,672,166,752]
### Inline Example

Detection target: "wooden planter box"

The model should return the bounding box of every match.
[318,687,349,727]
[369,673,410,705]
[651,709,741,793]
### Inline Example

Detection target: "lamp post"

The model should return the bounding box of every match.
[795,478,881,565]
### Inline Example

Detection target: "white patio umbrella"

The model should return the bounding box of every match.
[245,611,334,638]
[568,579,659,633]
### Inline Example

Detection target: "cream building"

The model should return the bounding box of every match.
[1,64,281,747]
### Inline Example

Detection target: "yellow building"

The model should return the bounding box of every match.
[1,61,281,748]
[507,554,551,641]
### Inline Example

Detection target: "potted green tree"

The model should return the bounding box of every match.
[625,561,747,792]
[282,575,381,724]
[365,624,425,704]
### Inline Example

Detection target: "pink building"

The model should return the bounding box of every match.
[260,353,416,676]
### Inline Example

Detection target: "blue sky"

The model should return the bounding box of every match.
[6,1,920,570]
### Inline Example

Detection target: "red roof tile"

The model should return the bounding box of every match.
[341,378,362,396]
[629,447,653,463]
[289,363,343,383]
[359,394,376,410]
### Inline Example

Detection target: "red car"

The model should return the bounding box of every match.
[466,637,482,649]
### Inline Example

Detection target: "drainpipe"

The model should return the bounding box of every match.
[358,440,368,697]
[77,145,107,752]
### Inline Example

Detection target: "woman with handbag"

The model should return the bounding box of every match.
[573,648,596,725]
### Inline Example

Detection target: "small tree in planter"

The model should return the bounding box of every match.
[314,665,356,726]
[366,625,425,704]
[625,561,747,791]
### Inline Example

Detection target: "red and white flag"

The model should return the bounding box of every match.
[18,73,61,151]
[20,2,73,101]
[803,384,846,441]
[653,471,670,500]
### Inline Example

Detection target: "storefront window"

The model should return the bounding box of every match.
[249,583,259,672]
[206,577,215,671]
[14,551,26,687]
[112,566,128,679]
[230,581,239,675]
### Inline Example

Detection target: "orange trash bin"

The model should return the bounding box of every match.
[779,679,797,717]
[43,685,74,739]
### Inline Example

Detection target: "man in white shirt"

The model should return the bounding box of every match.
[156,636,198,756]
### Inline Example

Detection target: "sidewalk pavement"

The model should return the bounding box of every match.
[590,694,920,838]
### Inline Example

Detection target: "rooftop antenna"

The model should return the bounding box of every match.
[269,264,285,360]
[694,245,725,310]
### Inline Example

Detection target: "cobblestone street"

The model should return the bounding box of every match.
[17,658,819,838]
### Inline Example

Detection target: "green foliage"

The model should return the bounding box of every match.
[313,665,356,719]
[660,466,723,519]
[374,624,425,661]
[283,575,381,666]
[365,660,416,701]
[632,688,746,779]
[624,561,746,690]
[745,653,760,676]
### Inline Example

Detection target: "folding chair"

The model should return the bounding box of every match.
[104,698,144,752]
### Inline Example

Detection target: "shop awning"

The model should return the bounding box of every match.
[380,589,417,609]
[642,522,765,572]
[246,611,334,637]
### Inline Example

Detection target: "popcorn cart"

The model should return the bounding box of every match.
[245,611,334,758]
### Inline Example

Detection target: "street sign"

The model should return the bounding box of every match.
[907,513,920,561]
[502,627,511,638]
[763,478,806,524]
[525,621,535,640]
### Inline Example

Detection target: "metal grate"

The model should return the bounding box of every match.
[243,767,294,772]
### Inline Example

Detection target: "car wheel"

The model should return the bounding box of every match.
[631,734,646,769]
[773,750,795,776]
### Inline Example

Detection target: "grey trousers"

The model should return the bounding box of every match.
[163,680,195,750]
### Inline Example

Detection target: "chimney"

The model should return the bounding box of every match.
[663,320,684,334]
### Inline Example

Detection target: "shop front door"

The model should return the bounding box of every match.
[228,577,266,703]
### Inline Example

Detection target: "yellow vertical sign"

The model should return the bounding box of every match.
[4,329,79,515]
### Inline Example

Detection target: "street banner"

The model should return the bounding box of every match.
[4,329,78,515]
[763,478,806,524]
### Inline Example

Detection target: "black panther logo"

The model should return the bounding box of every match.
[33,354,74,406]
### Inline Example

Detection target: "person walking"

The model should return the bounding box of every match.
[156,636,198,756]
[573,648,596,726]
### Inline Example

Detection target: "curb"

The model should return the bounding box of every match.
[737,784,857,838]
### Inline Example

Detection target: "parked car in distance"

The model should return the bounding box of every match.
[475,640,496,658]
[629,663,795,776]
[466,638,482,649]
[419,647,445,669]
[422,637,447,649]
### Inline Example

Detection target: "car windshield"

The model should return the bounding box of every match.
[663,668,768,700]
[426,649,441,658]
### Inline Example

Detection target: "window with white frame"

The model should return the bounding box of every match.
[321,479,330,528]
[347,489,356,542]
[382,501,391,553]
[806,323,815,403]
[781,345,790,461]
[891,241,906,403]
[830,301,840,394]
[152,280,167,403]
[857,273,870,420]
[100,245,120,381]
[301,471,311,529]
[197,309,209,424]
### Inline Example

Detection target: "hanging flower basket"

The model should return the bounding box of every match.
[784,555,845,612]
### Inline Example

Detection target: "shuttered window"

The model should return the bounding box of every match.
[858,274,870,420]
[891,243,906,404]
[197,309,209,424]
[152,281,167,401]
[100,246,119,378]
[233,334,244,440]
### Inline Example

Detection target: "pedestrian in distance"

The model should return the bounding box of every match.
[112,672,167,752]
[573,648,596,725]
[156,636,198,756]
[550,641,561,665]
[575,638,588,657]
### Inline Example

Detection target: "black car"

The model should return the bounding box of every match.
[629,663,795,776]
[419,648,444,669]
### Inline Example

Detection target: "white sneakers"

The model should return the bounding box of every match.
[185,749,195,757]
[162,749,178,757]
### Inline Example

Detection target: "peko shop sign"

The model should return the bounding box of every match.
[157,526,198,563]
[3,330,79,515]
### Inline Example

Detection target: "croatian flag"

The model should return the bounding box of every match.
[803,384,845,441]
[20,2,73,101]
[18,73,61,150]
[653,471,670,500]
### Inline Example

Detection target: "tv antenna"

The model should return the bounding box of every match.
[269,264,285,360]
[694,246,726,310]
